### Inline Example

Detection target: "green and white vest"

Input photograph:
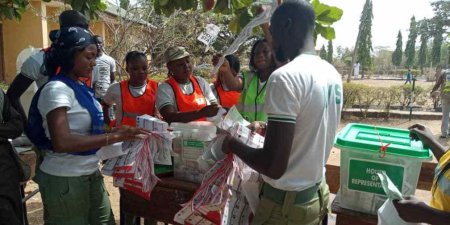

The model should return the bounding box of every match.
[236,71,268,122]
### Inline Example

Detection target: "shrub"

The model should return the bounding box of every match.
[343,83,428,119]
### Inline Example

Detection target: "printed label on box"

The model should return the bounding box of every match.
[348,159,404,195]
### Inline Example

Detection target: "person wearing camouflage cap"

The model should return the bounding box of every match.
[156,46,221,123]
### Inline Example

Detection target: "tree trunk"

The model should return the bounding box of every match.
[347,31,361,83]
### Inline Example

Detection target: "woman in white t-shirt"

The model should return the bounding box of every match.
[28,27,148,225]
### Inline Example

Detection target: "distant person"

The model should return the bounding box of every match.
[91,36,116,100]
[432,69,450,138]
[0,90,25,225]
[435,65,443,83]
[6,10,90,123]
[404,68,412,84]
[354,62,360,79]
[211,54,241,110]
[393,124,450,224]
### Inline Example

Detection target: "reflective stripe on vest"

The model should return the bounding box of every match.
[214,80,240,109]
[167,76,207,121]
[120,79,158,127]
[235,71,267,122]
[443,73,450,93]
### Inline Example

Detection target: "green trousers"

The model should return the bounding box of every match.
[35,169,115,225]
[251,180,329,225]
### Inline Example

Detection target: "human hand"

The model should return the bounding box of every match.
[200,104,220,117]
[392,196,429,223]
[212,54,231,74]
[110,125,151,142]
[409,124,435,148]
[248,121,267,136]
[221,134,234,154]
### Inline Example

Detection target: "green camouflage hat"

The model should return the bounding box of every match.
[164,46,191,63]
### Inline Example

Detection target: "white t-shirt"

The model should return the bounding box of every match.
[263,54,343,191]
[103,82,149,125]
[20,51,48,87]
[92,53,116,99]
[37,80,101,177]
[156,76,217,111]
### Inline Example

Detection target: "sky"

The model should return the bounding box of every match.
[316,0,436,51]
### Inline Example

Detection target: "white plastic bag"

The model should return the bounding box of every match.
[377,199,419,225]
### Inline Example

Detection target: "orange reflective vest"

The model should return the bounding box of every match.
[119,79,158,127]
[79,74,92,88]
[167,76,207,121]
[213,80,240,109]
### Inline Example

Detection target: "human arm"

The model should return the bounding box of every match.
[46,107,148,153]
[159,104,219,123]
[0,91,24,139]
[110,57,116,83]
[223,71,298,179]
[409,124,447,161]
[102,102,111,126]
[101,84,119,126]
[393,196,450,225]
[223,120,294,179]
[260,23,272,48]
[212,55,243,91]
[6,74,34,123]
[110,72,115,83]
[156,79,220,123]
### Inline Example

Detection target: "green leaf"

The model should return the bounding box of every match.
[311,0,327,17]
[317,6,343,24]
[232,0,252,10]
[160,0,170,6]
[316,23,335,40]
[214,0,232,14]
[71,0,84,11]
[228,14,240,33]
[238,9,252,29]
[97,0,108,11]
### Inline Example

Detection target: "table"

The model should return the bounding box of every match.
[121,177,199,224]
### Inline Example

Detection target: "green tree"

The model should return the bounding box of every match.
[417,19,430,74]
[430,0,449,66]
[431,20,444,66]
[405,16,418,68]
[354,0,373,79]
[154,0,342,41]
[391,30,403,67]
[327,40,333,63]
[320,45,327,60]
[0,0,107,20]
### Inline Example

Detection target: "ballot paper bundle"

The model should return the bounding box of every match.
[175,108,265,225]
[102,140,159,200]
[136,115,168,132]
[137,115,173,166]
[102,116,173,199]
